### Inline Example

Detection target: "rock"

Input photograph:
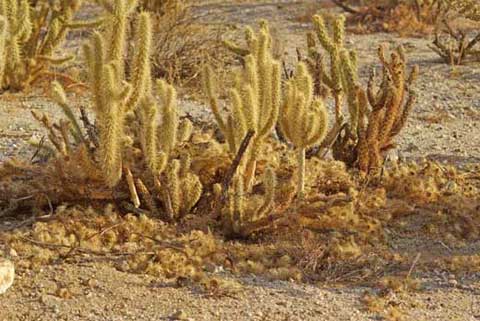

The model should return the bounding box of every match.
[0,258,15,294]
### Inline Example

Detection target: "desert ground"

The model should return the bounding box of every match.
[1,1,480,321]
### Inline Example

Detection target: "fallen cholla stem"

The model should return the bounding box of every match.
[125,167,140,208]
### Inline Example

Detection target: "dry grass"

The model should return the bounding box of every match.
[139,0,231,90]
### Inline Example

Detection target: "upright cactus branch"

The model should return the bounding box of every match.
[126,10,153,111]
[279,62,328,198]
[203,21,281,189]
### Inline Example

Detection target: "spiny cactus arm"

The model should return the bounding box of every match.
[101,0,138,74]
[166,159,181,217]
[258,61,281,138]
[303,99,329,147]
[139,96,159,173]
[65,18,105,30]
[179,153,192,177]
[365,86,394,171]
[389,88,417,140]
[51,81,84,144]
[340,49,360,133]
[243,55,259,126]
[157,79,178,155]
[11,0,32,42]
[84,32,106,114]
[333,14,346,47]
[388,65,419,139]
[22,4,50,57]
[377,48,408,147]
[39,8,79,57]
[313,14,336,53]
[245,25,260,55]
[296,99,328,198]
[278,82,295,143]
[229,175,244,234]
[293,62,313,108]
[356,88,370,173]
[97,64,130,187]
[229,88,248,150]
[256,28,273,119]
[377,83,402,147]
[202,65,229,136]
[308,51,335,89]
[254,166,276,220]
[367,69,379,107]
[181,173,202,215]
[126,11,152,112]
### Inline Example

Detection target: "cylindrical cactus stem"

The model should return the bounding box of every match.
[297,147,306,199]
[126,11,152,111]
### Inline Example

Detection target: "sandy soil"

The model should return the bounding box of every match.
[1,1,480,320]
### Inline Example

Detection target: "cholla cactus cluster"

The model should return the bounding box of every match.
[203,21,281,190]
[307,15,418,173]
[0,0,100,91]
[429,0,480,64]
[2,7,419,238]
[29,0,202,218]
[279,62,328,197]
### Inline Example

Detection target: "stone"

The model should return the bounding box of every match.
[0,258,15,294]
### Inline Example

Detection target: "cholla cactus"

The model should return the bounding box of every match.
[203,21,281,189]
[429,0,480,65]
[307,14,418,174]
[139,79,178,175]
[223,166,276,237]
[279,62,328,198]
[0,0,101,91]
[356,45,419,173]
[162,155,203,219]
[83,5,148,187]
[310,15,358,125]
[28,0,201,217]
